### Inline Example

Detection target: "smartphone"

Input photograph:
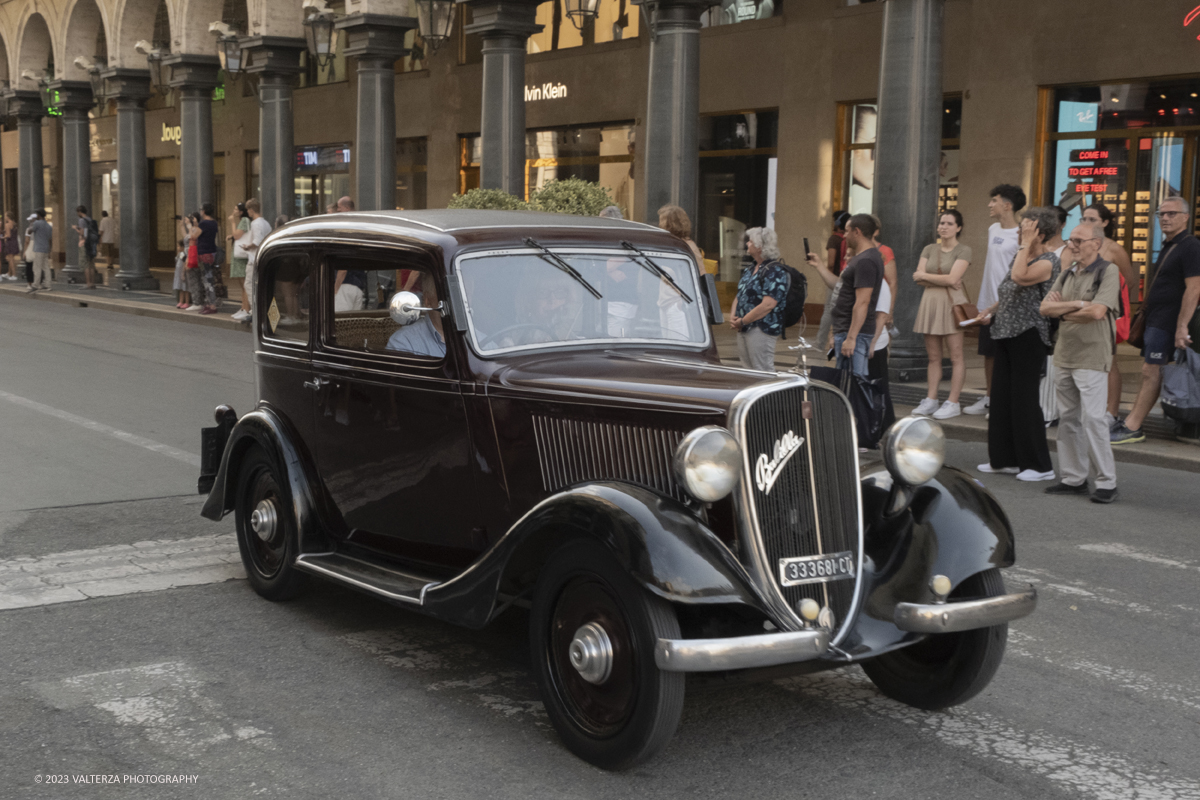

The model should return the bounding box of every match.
[803,237,811,257]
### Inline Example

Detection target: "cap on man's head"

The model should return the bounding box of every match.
[26,213,36,221]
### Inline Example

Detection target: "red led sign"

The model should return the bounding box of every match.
[1068,166,1121,177]
[1071,149,1110,161]
[1074,183,1109,194]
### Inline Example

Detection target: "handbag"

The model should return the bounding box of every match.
[23,242,34,262]
[810,364,888,449]
[1127,308,1147,349]
[949,284,977,325]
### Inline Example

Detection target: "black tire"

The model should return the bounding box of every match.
[861,568,1008,710]
[234,445,307,601]
[530,539,684,770]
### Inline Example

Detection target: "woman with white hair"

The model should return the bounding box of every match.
[730,226,789,371]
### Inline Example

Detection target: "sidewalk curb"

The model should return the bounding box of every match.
[894,403,1200,475]
[0,285,250,333]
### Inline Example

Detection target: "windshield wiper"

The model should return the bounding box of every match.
[524,238,603,299]
[620,240,693,303]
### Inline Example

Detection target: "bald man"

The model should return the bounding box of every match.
[336,196,354,212]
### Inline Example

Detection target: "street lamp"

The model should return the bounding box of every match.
[135,40,170,95]
[209,22,244,78]
[302,0,337,69]
[74,56,105,101]
[414,0,456,54]
[563,0,601,29]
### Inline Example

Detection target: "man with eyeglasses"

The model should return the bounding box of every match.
[1111,197,1200,444]
[1039,224,1121,503]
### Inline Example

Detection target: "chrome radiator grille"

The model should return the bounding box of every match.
[735,381,862,637]
[532,416,687,501]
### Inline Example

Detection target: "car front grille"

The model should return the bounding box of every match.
[732,379,862,640]
[532,416,687,502]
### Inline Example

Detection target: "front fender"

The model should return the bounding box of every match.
[199,405,334,554]
[422,482,775,628]
[840,465,1016,657]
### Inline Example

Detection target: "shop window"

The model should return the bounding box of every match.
[1042,78,1200,300]
[834,96,961,217]
[261,254,312,343]
[700,0,781,28]
[396,29,430,73]
[458,123,635,215]
[698,110,778,281]
[396,138,427,210]
[294,144,351,218]
[246,151,261,207]
[460,0,638,63]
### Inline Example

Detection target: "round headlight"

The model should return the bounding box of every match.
[674,425,742,502]
[882,416,945,486]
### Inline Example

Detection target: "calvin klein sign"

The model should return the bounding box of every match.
[525,82,568,102]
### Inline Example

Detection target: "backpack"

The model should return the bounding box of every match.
[778,262,808,335]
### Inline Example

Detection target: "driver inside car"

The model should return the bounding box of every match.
[385,271,446,358]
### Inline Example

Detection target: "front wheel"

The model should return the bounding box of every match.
[861,568,1008,710]
[530,539,684,770]
[234,445,307,601]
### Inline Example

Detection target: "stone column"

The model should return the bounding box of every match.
[461,0,542,197]
[634,0,705,226]
[101,68,158,290]
[872,0,944,382]
[48,82,94,282]
[163,54,221,217]
[4,91,46,227]
[243,37,305,224]
[336,14,416,211]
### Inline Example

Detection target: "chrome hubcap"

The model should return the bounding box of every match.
[568,622,613,685]
[250,499,278,542]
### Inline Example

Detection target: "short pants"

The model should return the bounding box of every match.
[977,323,996,357]
[1142,325,1173,365]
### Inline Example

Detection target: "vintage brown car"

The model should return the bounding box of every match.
[199,210,1035,769]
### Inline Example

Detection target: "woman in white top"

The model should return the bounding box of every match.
[868,278,896,431]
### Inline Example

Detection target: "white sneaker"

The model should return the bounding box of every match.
[231,310,250,321]
[912,398,939,416]
[932,401,961,420]
[978,463,1019,474]
[185,304,202,311]
[1016,469,1056,482]
[963,396,989,415]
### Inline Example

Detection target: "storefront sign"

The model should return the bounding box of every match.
[1067,165,1123,178]
[1070,149,1110,161]
[1071,182,1110,194]
[161,123,182,145]
[295,144,351,173]
[525,82,568,102]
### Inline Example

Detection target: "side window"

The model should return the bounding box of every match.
[328,255,447,360]
[260,253,313,343]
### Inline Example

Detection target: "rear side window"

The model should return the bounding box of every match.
[260,254,312,343]
[327,254,446,360]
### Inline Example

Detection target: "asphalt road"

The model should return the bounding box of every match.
[1,296,1198,800]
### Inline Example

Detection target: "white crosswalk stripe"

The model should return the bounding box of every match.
[0,534,243,610]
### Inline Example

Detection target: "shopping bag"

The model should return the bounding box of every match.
[809,364,888,449]
[1161,347,1200,425]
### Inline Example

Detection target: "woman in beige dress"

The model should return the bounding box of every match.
[912,210,972,419]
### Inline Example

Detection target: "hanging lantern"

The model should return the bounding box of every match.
[303,10,337,68]
[146,51,170,96]
[415,0,456,54]
[563,0,600,29]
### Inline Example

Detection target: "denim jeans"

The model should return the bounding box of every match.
[833,331,872,377]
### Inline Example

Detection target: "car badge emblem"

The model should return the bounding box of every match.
[755,430,804,495]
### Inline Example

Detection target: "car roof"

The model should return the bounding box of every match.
[289,209,660,234]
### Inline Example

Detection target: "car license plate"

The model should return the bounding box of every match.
[779,551,855,587]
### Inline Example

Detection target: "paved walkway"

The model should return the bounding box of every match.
[5,272,1195,470]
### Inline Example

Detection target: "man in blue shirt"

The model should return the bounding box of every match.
[25,209,53,293]
[386,271,446,358]
[730,227,788,371]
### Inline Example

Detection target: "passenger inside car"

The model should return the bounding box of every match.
[385,271,446,358]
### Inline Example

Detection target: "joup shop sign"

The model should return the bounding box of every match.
[161,123,182,145]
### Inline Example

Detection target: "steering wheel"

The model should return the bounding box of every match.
[478,323,558,348]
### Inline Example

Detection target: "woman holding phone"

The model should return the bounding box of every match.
[911,210,972,419]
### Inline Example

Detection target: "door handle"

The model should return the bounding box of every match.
[303,377,330,391]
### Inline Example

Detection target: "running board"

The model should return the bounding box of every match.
[294,553,440,605]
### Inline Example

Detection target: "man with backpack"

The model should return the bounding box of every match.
[730,227,789,371]
[75,205,99,290]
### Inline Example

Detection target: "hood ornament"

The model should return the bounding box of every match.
[789,336,813,378]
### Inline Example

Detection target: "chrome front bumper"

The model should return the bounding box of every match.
[655,628,830,673]
[893,587,1038,634]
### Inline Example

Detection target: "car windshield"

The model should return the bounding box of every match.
[457,247,709,354]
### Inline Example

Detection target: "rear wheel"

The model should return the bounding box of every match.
[530,539,684,770]
[861,568,1008,710]
[235,446,307,601]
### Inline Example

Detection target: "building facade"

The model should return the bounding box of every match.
[0,0,1197,302]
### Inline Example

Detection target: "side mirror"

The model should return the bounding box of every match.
[388,291,443,325]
